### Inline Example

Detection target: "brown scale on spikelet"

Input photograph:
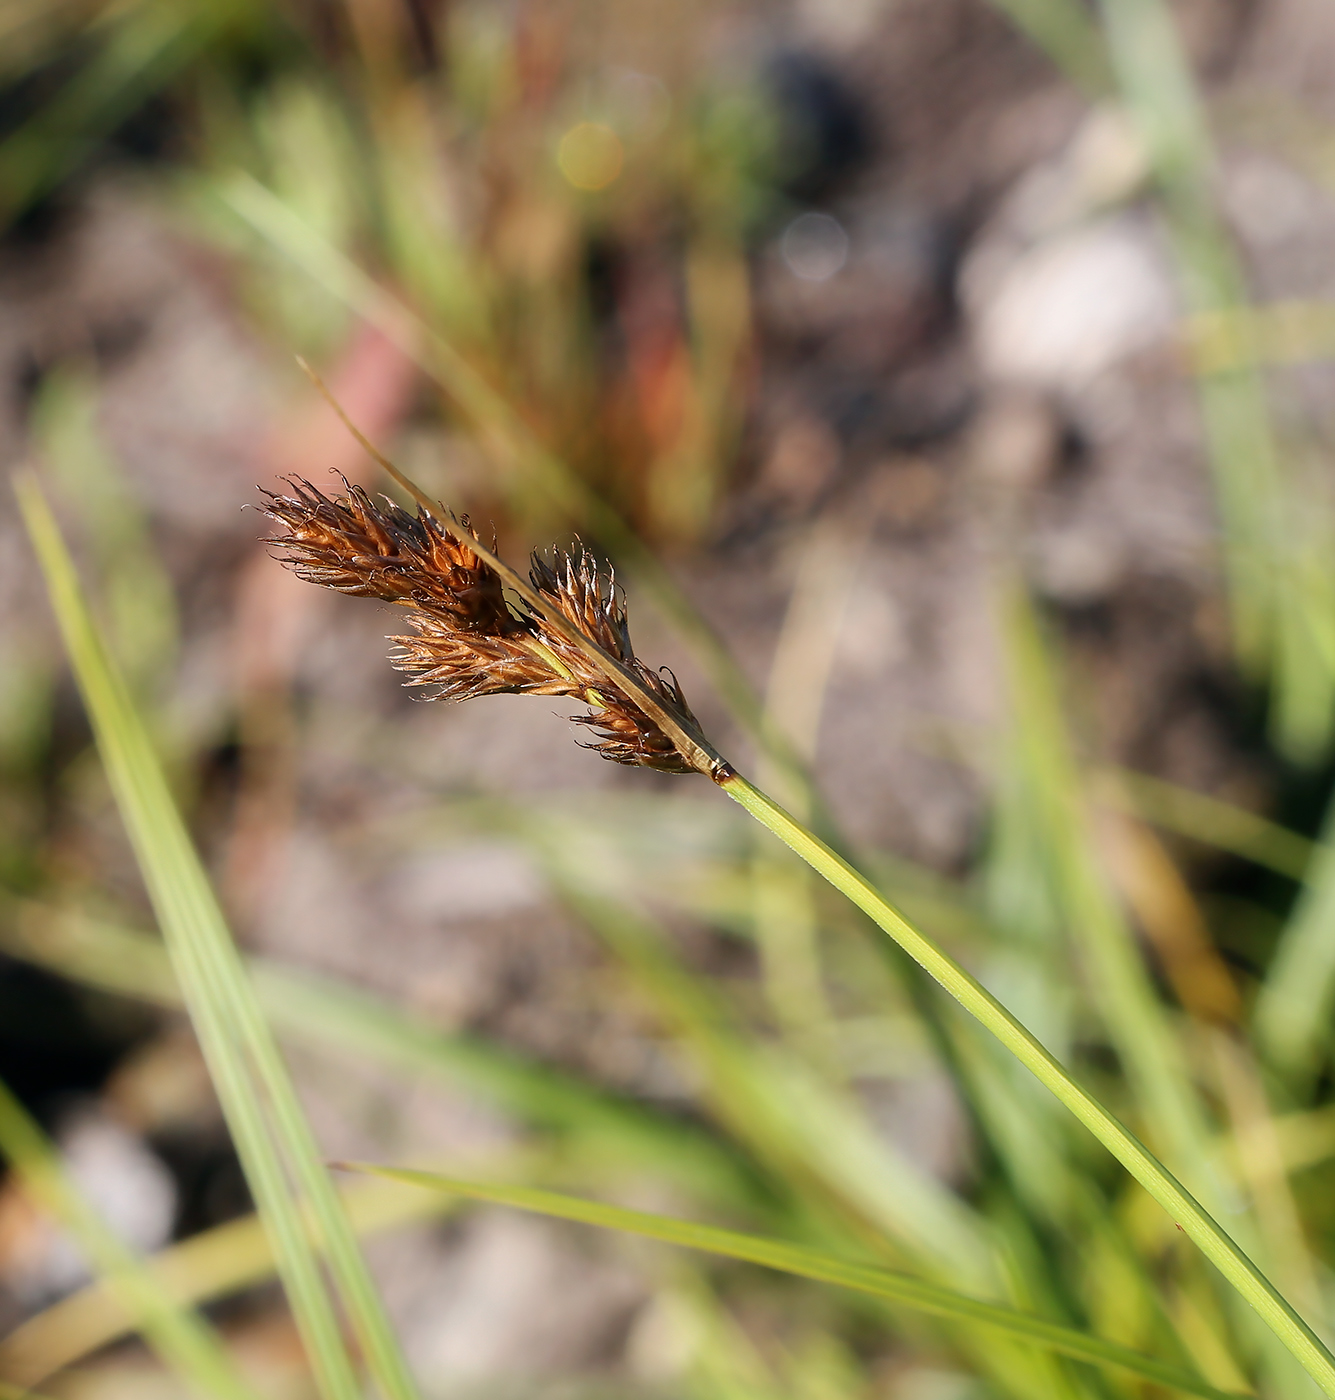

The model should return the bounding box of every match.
[527,545,700,771]
[258,477,699,773]
[259,476,519,633]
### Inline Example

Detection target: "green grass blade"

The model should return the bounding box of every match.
[1254,792,1335,1083]
[15,474,386,1400]
[1096,0,1283,685]
[717,770,1335,1397]
[342,1165,1249,1400]
[207,967,423,1400]
[1100,770,1313,882]
[981,0,1111,94]
[548,879,996,1290]
[0,2,227,220]
[0,1076,256,1400]
[1000,590,1229,1209]
[0,896,759,1210]
[1,1174,460,1388]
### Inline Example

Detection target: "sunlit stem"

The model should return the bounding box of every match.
[717,767,1335,1398]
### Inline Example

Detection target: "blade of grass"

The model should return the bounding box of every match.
[1254,791,1335,1084]
[1093,0,1335,766]
[1000,588,1229,1209]
[1096,770,1313,883]
[340,1165,1250,1400]
[0,1076,256,1400]
[16,474,416,1400]
[979,0,1111,95]
[0,894,762,1210]
[1095,0,1282,680]
[537,858,1116,1400]
[1,1174,460,1389]
[751,515,862,1060]
[546,877,995,1291]
[716,769,1335,1397]
[0,0,235,220]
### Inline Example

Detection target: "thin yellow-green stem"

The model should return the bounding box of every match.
[718,769,1335,1398]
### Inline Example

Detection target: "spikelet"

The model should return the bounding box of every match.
[258,478,699,772]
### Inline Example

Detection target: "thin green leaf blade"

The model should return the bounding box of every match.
[15,473,370,1400]
[343,1165,1251,1400]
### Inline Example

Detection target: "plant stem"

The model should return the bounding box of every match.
[718,768,1335,1398]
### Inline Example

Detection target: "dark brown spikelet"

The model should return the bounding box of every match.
[527,546,700,773]
[259,477,519,633]
[258,477,700,773]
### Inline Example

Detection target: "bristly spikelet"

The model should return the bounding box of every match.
[258,477,698,773]
[259,477,519,632]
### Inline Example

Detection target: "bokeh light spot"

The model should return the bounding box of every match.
[781,211,849,281]
[558,122,624,191]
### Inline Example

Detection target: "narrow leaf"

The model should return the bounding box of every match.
[342,1165,1251,1400]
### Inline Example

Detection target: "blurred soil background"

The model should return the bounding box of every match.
[4,0,1335,1397]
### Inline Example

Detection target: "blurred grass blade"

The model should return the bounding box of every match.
[1090,0,1280,683]
[981,0,1111,94]
[1254,792,1335,1085]
[1099,770,1314,882]
[1092,0,1335,766]
[0,1076,256,1400]
[551,879,994,1289]
[0,896,759,1211]
[344,1165,1249,1400]
[1000,589,1228,1207]
[1,1175,461,1389]
[0,0,236,221]
[716,770,1335,1396]
[15,474,418,1400]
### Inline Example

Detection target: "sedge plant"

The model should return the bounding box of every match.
[244,370,1335,1398]
[14,445,1279,1400]
[11,444,1276,1400]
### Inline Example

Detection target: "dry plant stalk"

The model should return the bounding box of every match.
[259,477,707,773]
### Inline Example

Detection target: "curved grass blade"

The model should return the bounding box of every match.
[0,1076,256,1400]
[1,1174,459,1389]
[15,474,418,1400]
[341,1165,1250,1400]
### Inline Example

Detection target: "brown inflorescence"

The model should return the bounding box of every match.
[258,477,700,772]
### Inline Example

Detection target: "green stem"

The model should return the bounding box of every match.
[718,769,1335,1397]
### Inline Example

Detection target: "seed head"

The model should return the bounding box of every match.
[258,477,701,773]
